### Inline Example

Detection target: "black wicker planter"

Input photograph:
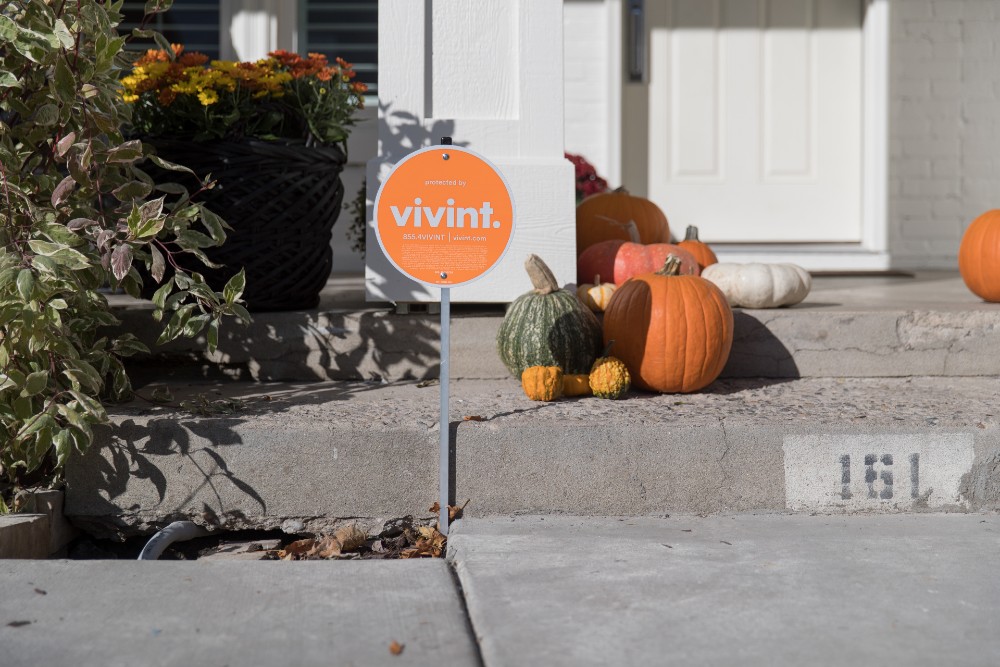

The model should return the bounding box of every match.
[146,138,347,312]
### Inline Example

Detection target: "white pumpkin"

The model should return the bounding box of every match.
[701,263,812,308]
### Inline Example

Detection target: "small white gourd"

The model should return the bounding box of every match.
[700,263,811,308]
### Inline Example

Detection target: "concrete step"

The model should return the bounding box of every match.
[65,377,1000,538]
[112,272,1000,382]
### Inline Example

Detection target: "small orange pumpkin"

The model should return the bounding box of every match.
[602,255,733,393]
[958,210,1000,302]
[677,226,718,271]
[576,274,617,312]
[576,187,670,256]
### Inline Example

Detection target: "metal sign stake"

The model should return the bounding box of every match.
[372,134,515,538]
[439,284,451,535]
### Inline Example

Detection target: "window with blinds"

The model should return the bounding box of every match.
[116,0,378,94]
[300,0,378,95]
[120,1,222,60]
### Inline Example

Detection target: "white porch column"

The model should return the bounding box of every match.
[219,0,298,61]
[366,0,575,303]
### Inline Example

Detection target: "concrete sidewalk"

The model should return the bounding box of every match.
[448,514,1000,667]
[0,559,480,667]
[3,514,998,667]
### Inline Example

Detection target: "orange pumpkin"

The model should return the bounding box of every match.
[958,210,1000,302]
[602,255,733,393]
[677,226,718,271]
[577,239,699,286]
[576,188,670,256]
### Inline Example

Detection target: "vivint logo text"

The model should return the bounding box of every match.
[390,198,501,229]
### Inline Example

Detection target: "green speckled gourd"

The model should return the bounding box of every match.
[497,254,603,378]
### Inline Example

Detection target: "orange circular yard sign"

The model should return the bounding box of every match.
[374,145,515,288]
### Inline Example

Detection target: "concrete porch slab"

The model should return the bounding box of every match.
[0,560,480,667]
[110,272,1000,382]
[65,377,1000,538]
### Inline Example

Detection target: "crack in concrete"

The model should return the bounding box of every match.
[719,419,733,490]
[446,552,488,667]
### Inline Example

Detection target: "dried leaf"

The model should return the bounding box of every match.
[401,525,447,558]
[307,535,343,559]
[334,524,367,552]
[278,524,367,560]
[277,537,315,560]
[389,641,404,656]
[429,499,469,521]
[463,415,485,421]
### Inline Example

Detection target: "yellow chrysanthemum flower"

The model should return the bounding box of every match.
[197,89,219,106]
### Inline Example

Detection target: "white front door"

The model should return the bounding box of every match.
[624,0,864,245]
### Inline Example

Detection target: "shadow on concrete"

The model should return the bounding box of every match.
[123,305,444,385]
[720,311,801,382]
[69,380,393,536]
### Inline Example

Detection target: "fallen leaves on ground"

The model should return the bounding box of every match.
[429,499,469,522]
[399,525,446,559]
[389,641,405,656]
[278,524,368,560]
[274,515,453,560]
[462,415,485,421]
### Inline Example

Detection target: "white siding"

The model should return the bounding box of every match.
[890,0,1000,269]
[332,106,377,274]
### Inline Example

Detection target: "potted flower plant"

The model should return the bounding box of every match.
[121,46,368,311]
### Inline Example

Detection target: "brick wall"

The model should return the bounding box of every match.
[890,0,1000,269]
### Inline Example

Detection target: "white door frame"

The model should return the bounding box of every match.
[609,0,890,271]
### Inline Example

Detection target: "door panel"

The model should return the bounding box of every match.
[635,0,863,243]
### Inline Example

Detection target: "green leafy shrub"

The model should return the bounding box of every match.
[0,0,246,508]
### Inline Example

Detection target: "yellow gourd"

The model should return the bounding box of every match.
[521,366,564,401]
[589,356,630,399]
[562,373,593,397]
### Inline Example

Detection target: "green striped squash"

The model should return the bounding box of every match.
[497,254,603,377]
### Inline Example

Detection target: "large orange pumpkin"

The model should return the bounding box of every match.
[577,239,699,286]
[602,255,733,393]
[576,188,670,255]
[958,210,1000,302]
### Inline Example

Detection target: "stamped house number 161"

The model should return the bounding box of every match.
[782,435,974,511]
[838,453,921,501]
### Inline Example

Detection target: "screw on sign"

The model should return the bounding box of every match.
[374,140,515,535]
